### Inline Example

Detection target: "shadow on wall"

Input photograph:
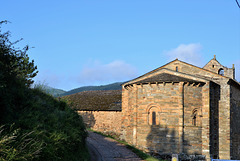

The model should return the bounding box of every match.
[146,125,179,160]
[146,125,205,161]
[79,112,96,128]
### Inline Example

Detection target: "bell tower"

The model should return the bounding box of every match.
[203,55,235,79]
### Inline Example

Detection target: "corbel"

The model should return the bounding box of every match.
[129,85,133,89]
[148,82,152,87]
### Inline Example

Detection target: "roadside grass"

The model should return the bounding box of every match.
[88,129,165,161]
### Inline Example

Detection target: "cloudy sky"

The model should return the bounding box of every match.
[1,0,240,91]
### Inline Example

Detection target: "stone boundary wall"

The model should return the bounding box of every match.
[77,110,122,136]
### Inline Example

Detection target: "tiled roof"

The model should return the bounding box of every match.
[62,90,122,111]
[133,73,204,84]
[123,59,229,86]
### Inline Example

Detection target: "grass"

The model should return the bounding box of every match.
[88,129,165,161]
[1,87,90,161]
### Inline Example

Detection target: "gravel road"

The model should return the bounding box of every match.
[86,131,143,161]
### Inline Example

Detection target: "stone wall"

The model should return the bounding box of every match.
[210,82,220,159]
[135,82,180,153]
[203,58,235,79]
[76,59,240,161]
[230,84,240,160]
[163,60,226,85]
[121,81,205,156]
[164,60,232,160]
[183,83,203,154]
[77,110,122,136]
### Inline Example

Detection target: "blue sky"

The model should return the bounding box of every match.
[1,0,240,91]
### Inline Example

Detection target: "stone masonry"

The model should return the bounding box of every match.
[78,56,240,161]
[78,110,122,136]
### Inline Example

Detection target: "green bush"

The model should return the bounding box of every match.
[0,125,42,161]
[0,21,89,161]
[0,87,89,161]
[21,89,89,161]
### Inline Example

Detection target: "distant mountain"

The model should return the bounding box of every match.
[60,82,123,97]
[34,85,66,97]
[45,86,66,97]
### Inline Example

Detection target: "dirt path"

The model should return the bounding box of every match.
[86,131,143,161]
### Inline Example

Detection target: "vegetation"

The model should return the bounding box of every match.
[0,21,89,161]
[0,125,43,161]
[60,82,122,96]
[88,129,165,161]
[62,90,122,110]
[34,83,66,97]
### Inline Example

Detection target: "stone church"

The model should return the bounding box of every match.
[78,56,240,161]
[121,55,240,160]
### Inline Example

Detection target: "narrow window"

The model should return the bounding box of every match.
[192,110,197,126]
[192,115,197,126]
[152,111,156,125]
[218,68,224,76]
[176,66,178,72]
[212,65,214,68]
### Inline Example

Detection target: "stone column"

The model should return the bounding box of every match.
[218,81,231,159]
[121,85,129,141]
[201,82,211,161]
[133,84,138,146]
[178,82,184,153]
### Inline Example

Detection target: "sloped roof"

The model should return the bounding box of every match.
[203,57,222,69]
[123,59,233,86]
[133,73,204,84]
[62,90,122,111]
[123,68,209,86]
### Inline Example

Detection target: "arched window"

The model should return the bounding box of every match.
[192,110,198,126]
[152,111,156,125]
[192,114,197,126]
[147,105,160,125]
[176,66,178,72]
[218,68,224,76]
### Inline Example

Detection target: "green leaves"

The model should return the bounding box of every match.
[0,22,89,161]
[0,125,43,161]
[0,21,38,87]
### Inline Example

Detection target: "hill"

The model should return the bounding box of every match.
[44,86,66,97]
[62,90,122,111]
[33,84,66,97]
[60,82,123,96]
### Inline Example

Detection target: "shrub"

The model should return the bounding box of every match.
[0,125,42,161]
[0,21,89,161]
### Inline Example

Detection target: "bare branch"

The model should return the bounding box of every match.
[236,0,240,8]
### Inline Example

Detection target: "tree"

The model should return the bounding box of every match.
[0,20,38,123]
[0,20,38,87]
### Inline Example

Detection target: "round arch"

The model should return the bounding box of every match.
[191,108,199,126]
[218,68,224,76]
[146,103,162,125]
[146,103,162,113]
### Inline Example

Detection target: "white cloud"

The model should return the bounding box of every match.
[32,61,138,91]
[76,60,138,84]
[33,70,64,89]
[165,43,203,67]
